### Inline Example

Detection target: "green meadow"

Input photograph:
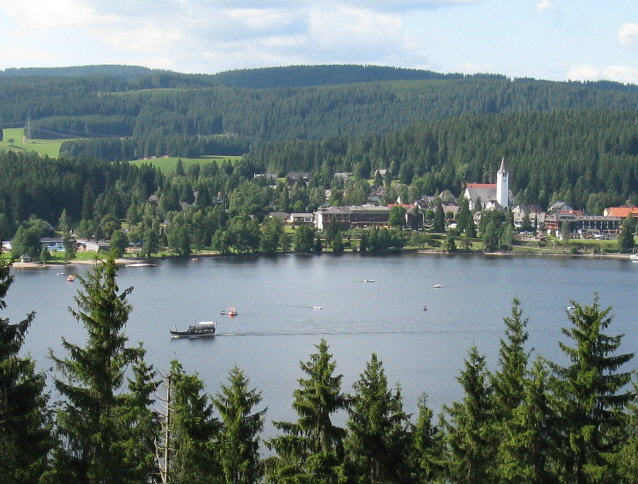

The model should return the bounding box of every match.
[0,128,242,170]
[0,127,67,158]
[130,155,242,173]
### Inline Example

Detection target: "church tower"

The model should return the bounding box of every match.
[496,156,509,208]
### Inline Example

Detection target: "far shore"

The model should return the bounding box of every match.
[7,248,635,270]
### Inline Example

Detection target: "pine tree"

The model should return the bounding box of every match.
[213,365,266,484]
[266,339,348,483]
[618,374,638,481]
[441,346,495,482]
[549,296,634,483]
[343,353,412,483]
[497,358,554,483]
[163,360,221,483]
[117,353,161,483]
[409,394,444,483]
[0,255,52,483]
[492,298,529,421]
[47,256,152,483]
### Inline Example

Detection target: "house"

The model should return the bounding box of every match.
[254,173,278,183]
[314,207,351,231]
[287,172,310,185]
[40,237,65,252]
[441,201,460,218]
[314,205,390,231]
[544,213,621,238]
[288,213,314,226]
[603,206,638,218]
[268,212,290,223]
[78,239,110,252]
[387,203,423,228]
[512,204,545,227]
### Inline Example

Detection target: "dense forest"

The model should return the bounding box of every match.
[2,65,638,255]
[2,255,637,482]
[2,65,638,145]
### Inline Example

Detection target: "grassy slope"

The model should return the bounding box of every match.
[130,155,242,173]
[1,128,66,157]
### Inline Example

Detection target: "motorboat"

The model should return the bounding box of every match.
[170,321,216,338]
[433,284,444,288]
[227,307,238,317]
[66,274,75,282]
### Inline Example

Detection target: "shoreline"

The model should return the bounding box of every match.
[8,249,635,270]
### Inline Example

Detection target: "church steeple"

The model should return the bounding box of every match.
[496,156,509,208]
[498,156,507,174]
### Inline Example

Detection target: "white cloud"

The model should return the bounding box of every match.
[536,0,553,13]
[0,0,104,28]
[568,64,638,85]
[618,22,638,48]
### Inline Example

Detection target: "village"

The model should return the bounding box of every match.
[6,157,636,263]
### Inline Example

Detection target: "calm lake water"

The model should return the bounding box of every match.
[5,253,638,434]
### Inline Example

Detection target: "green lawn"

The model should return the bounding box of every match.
[1,128,67,158]
[130,155,242,174]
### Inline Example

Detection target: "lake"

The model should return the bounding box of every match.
[5,253,638,434]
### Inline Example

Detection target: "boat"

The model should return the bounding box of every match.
[422,305,428,311]
[227,307,238,317]
[433,284,444,288]
[170,321,216,338]
[312,306,323,310]
[66,274,75,282]
[363,279,375,283]
[630,254,638,263]
[126,262,159,268]
[219,310,226,315]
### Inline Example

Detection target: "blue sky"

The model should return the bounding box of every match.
[0,0,636,83]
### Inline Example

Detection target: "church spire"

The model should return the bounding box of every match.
[498,156,508,174]
[496,156,509,208]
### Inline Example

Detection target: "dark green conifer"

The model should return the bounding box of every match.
[549,296,634,483]
[0,255,52,483]
[266,339,348,483]
[441,346,494,482]
[47,256,153,483]
[343,353,412,483]
[213,366,266,484]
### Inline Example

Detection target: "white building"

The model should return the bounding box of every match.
[496,156,509,208]
[463,157,513,211]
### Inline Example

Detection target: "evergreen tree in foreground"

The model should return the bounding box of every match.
[266,339,348,483]
[549,296,634,483]
[213,365,266,484]
[441,346,495,482]
[409,394,444,483]
[0,254,52,483]
[163,360,221,483]
[342,353,412,483]
[46,256,154,483]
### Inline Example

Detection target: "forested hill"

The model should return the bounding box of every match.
[209,64,460,88]
[2,64,638,145]
[0,65,156,80]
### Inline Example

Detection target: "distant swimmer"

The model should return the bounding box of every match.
[422,305,428,311]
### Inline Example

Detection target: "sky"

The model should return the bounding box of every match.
[0,0,637,84]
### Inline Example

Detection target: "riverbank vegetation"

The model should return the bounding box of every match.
[2,255,637,482]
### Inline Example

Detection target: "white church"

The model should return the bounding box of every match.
[463,157,513,211]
